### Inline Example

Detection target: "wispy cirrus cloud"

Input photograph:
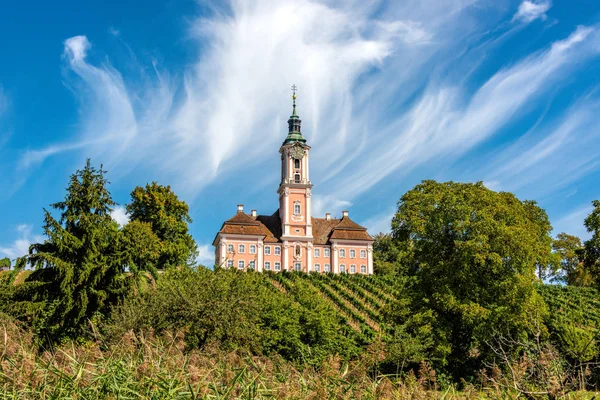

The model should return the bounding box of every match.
[481,94,600,196]
[11,0,600,235]
[0,224,43,262]
[327,25,600,203]
[553,204,594,240]
[512,0,552,24]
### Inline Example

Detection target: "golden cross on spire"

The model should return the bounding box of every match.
[291,84,298,116]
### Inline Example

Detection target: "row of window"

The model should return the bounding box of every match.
[226,260,367,274]
[227,244,282,255]
[226,244,367,258]
[337,249,366,259]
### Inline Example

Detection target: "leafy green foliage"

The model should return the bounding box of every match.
[373,233,412,275]
[20,160,126,339]
[390,180,554,376]
[552,233,592,286]
[582,200,600,287]
[127,182,198,268]
[0,257,10,269]
[107,268,360,366]
[118,220,161,283]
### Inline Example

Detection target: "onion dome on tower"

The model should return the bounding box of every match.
[283,85,307,145]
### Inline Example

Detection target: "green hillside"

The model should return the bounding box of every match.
[537,284,600,330]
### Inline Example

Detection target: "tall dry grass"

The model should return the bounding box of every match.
[0,316,480,400]
[3,316,598,399]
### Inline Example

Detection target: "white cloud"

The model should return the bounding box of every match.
[480,95,600,196]
[196,244,215,267]
[512,0,551,24]
[553,204,594,240]
[0,224,44,263]
[110,205,129,226]
[64,35,91,63]
[13,2,600,234]
[328,25,600,200]
[17,0,437,197]
[361,208,395,235]
[312,195,352,218]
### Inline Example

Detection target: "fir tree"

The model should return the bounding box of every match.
[26,159,124,339]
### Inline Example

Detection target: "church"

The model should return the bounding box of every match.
[213,88,374,274]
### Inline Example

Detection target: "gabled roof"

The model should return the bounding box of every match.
[312,217,341,245]
[325,216,373,242]
[214,210,373,245]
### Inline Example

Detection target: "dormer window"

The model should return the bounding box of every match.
[294,159,300,169]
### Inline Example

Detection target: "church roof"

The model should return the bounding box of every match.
[328,216,373,242]
[214,210,373,245]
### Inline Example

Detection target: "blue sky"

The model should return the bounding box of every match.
[1,0,600,265]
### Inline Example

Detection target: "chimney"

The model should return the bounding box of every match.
[237,204,244,213]
[325,213,331,220]
[251,209,257,217]
[342,210,349,218]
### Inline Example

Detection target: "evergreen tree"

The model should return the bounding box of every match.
[26,160,124,339]
[127,182,197,268]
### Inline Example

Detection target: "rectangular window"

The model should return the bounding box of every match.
[314,248,320,257]
[264,261,271,270]
[238,260,244,269]
[350,250,356,258]
[340,264,346,273]
[238,244,245,253]
[249,245,256,254]
[339,249,346,258]
[324,248,330,257]
[227,244,234,253]
[350,264,356,273]
[294,202,301,215]
[360,249,366,259]
[274,246,281,255]
[227,259,234,268]
[249,260,256,269]
[314,263,320,272]
[264,246,271,255]
[294,262,301,271]
[360,265,366,274]
[324,264,330,272]
[274,262,281,271]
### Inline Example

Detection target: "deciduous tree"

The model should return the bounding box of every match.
[582,200,600,287]
[391,180,553,376]
[127,182,197,268]
[552,233,591,286]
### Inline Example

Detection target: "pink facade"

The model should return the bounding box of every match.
[213,91,373,274]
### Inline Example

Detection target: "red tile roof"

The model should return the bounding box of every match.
[214,210,373,244]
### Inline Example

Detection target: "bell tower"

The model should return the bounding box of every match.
[278,86,313,270]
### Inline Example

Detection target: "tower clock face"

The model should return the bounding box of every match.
[290,144,304,159]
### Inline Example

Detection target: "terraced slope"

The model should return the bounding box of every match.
[537,284,600,329]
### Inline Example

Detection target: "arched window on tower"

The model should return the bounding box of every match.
[294,159,300,169]
[294,173,301,183]
[294,201,301,215]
